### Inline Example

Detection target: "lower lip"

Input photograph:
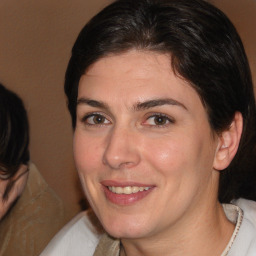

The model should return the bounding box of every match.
[102,186,154,206]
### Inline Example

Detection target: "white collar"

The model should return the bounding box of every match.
[221,203,244,256]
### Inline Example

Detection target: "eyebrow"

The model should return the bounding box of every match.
[76,97,187,111]
[133,98,187,111]
[77,98,110,111]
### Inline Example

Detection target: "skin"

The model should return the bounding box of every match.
[0,164,28,220]
[74,50,236,256]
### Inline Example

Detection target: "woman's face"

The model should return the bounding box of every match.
[74,50,220,239]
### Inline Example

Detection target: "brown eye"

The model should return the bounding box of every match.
[93,115,105,124]
[84,114,110,125]
[144,114,174,127]
[154,116,168,125]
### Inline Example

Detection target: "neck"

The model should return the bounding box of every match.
[120,202,235,256]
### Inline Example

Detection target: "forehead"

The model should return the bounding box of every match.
[85,50,172,79]
[78,50,204,114]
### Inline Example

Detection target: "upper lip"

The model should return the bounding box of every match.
[101,180,155,187]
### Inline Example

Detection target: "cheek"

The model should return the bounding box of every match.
[73,131,103,175]
[144,135,189,172]
[144,131,212,181]
[73,132,103,203]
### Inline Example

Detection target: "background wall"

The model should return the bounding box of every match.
[0,0,255,215]
[212,0,256,86]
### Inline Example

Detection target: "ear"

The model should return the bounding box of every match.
[213,112,243,171]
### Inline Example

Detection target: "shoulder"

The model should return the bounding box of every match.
[14,163,69,238]
[40,210,102,256]
[234,198,256,225]
[0,163,70,256]
[19,163,65,213]
[229,198,256,256]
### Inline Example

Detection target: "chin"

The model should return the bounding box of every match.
[105,228,146,240]
[101,215,151,239]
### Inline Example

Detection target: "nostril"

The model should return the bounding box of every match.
[102,150,140,170]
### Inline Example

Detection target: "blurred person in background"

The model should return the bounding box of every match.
[0,83,71,256]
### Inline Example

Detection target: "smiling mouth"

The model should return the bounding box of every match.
[108,186,151,194]
[102,183,154,205]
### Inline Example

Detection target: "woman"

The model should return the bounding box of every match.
[42,0,256,255]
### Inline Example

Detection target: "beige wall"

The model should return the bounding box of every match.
[0,0,255,214]
[212,0,256,87]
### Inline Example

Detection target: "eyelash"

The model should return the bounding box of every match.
[81,112,175,127]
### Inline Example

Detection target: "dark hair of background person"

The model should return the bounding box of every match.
[0,83,30,199]
[64,0,256,203]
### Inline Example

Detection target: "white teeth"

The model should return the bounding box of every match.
[132,186,140,193]
[123,186,132,194]
[115,187,123,194]
[108,186,150,194]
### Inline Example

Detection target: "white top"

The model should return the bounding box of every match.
[40,211,102,256]
[40,198,256,256]
[227,199,256,255]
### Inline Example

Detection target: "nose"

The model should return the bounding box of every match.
[102,126,141,170]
